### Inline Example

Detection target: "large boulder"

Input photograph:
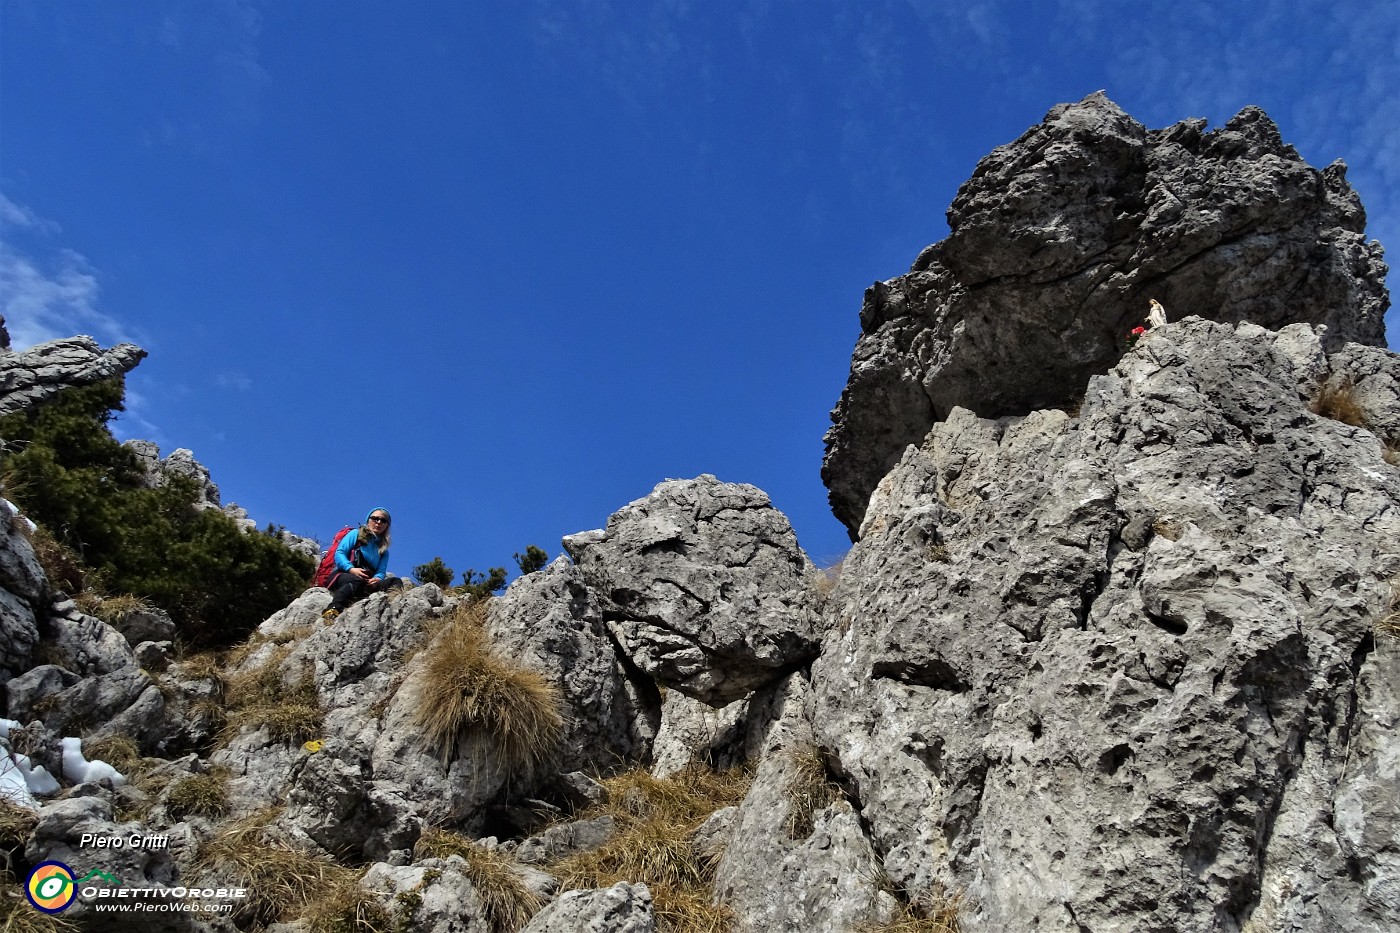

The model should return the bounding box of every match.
[811,318,1400,932]
[823,92,1391,535]
[563,475,822,706]
[486,558,658,773]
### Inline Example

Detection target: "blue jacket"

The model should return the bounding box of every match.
[335,523,389,581]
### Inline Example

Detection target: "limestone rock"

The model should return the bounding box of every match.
[125,440,321,556]
[563,475,822,706]
[713,674,894,932]
[486,558,658,772]
[823,92,1392,534]
[0,500,44,680]
[359,858,492,933]
[811,318,1400,932]
[25,794,182,924]
[521,881,656,933]
[0,335,146,419]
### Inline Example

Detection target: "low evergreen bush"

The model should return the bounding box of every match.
[0,378,314,648]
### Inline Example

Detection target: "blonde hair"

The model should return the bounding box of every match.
[358,511,392,555]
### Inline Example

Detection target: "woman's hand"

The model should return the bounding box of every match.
[351,567,370,581]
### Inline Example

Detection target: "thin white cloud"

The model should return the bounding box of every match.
[0,193,61,236]
[216,373,254,392]
[0,196,137,351]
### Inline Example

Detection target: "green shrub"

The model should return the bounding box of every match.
[0,379,314,648]
[513,545,549,576]
[460,566,508,599]
[413,556,455,588]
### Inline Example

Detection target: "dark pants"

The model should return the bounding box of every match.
[327,573,402,611]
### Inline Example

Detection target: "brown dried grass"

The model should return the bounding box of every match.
[551,765,752,933]
[414,828,543,933]
[411,617,562,772]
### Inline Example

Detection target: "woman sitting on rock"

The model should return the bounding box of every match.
[322,508,399,622]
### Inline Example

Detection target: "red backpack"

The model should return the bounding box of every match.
[313,525,359,587]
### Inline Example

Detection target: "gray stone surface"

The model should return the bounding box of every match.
[713,674,895,932]
[359,857,491,933]
[823,92,1391,535]
[564,474,822,705]
[811,317,1400,933]
[487,557,658,772]
[0,334,146,419]
[521,882,656,933]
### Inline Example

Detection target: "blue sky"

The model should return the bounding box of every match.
[3,1,1397,584]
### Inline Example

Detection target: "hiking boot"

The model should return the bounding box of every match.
[322,608,340,624]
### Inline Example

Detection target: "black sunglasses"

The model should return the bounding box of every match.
[368,516,389,524]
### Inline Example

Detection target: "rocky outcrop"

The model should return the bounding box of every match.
[812,317,1400,932]
[486,558,659,773]
[125,440,321,559]
[0,334,146,420]
[0,498,44,680]
[521,882,656,933]
[3,97,1396,933]
[564,475,822,705]
[823,91,1391,535]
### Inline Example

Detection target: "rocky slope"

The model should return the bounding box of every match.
[2,95,1397,933]
[822,91,1390,536]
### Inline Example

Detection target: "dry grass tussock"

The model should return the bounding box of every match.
[1383,438,1400,467]
[0,889,79,933]
[164,768,230,820]
[1376,579,1400,640]
[1,797,38,884]
[784,744,843,840]
[300,870,395,933]
[80,734,146,779]
[551,765,753,933]
[225,624,317,668]
[194,808,345,927]
[810,554,847,605]
[220,646,323,746]
[859,884,967,933]
[415,827,543,933]
[72,591,152,625]
[412,615,562,771]
[1310,377,1367,427]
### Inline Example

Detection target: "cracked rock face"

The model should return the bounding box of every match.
[563,474,822,706]
[811,317,1400,933]
[823,92,1391,535]
[0,335,146,419]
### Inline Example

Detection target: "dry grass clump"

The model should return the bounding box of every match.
[301,870,395,933]
[165,769,230,820]
[17,522,87,595]
[80,734,146,779]
[551,765,753,933]
[73,592,153,625]
[179,651,226,686]
[1151,515,1185,541]
[924,543,951,564]
[415,828,543,932]
[1376,579,1400,640]
[784,744,844,840]
[811,557,845,602]
[221,648,323,746]
[195,808,343,927]
[860,884,967,933]
[1,797,38,884]
[1310,377,1367,427]
[1383,438,1400,467]
[412,617,562,771]
[0,889,79,933]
